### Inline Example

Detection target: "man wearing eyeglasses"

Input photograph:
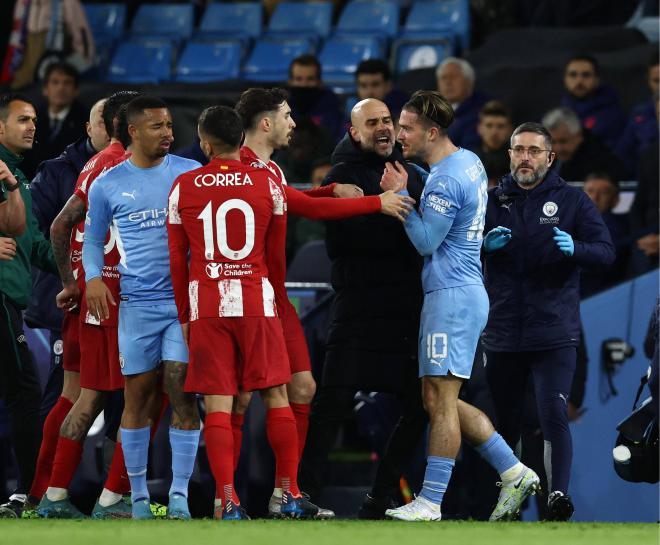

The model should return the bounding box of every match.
[481,122,615,521]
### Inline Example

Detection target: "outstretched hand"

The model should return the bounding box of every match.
[379,190,415,222]
[483,226,512,252]
[333,184,364,198]
[380,161,409,193]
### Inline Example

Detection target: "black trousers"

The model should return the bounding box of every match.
[0,293,42,495]
[299,352,427,501]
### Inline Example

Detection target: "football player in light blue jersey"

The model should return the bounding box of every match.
[83,96,202,520]
[383,91,539,522]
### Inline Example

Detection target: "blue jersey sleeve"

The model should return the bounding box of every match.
[82,181,110,282]
[403,175,463,256]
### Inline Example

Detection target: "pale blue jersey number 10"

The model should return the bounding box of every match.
[467,181,488,241]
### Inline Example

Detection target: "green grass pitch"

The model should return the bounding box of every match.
[0,520,657,545]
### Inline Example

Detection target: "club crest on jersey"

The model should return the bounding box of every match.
[542,201,558,217]
[206,262,223,279]
[269,178,285,215]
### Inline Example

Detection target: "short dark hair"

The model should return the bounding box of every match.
[0,93,33,122]
[198,106,243,151]
[649,50,659,70]
[43,61,80,87]
[103,91,142,138]
[403,90,454,130]
[288,54,321,80]
[235,87,289,131]
[585,171,619,192]
[566,54,599,75]
[479,100,512,121]
[356,59,391,82]
[510,122,552,149]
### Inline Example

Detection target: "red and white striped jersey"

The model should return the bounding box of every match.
[70,142,128,326]
[167,157,285,322]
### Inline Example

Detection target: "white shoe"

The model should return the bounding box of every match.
[489,466,541,521]
[385,496,442,522]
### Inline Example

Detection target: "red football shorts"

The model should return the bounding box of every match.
[185,316,291,396]
[279,300,312,374]
[79,322,123,391]
[61,311,80,373]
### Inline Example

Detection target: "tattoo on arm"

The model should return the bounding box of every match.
[51,195,86,285]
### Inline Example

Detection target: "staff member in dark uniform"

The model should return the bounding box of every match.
[299,99,427,518]
[0,94,58,517]
[482,122,615,521]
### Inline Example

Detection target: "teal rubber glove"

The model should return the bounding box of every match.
[483,226,512,252]
[553,227,574,256]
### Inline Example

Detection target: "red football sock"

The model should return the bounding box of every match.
[49,436,83,490]
[266,406,300,497]
[104,441,130,495]
[289,402,310,459]
[204,411,239,506]
[231,413,244,471]
[30,396,73,499]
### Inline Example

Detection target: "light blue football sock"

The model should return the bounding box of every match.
[168,427,200,498]
[419,456,455,505]
[121,426,150,503]
[475,432,519,474]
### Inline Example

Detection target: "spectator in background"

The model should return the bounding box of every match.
[472,100,514,187]
[287,54,343,142]
[21,62,88,180]
[542,107,628,182]
[435,57,489,150]
[615,52,660,175]
[355,59,408,123]
[290,158,333,257]
[581,172,631,296]
[629,95,659,274]
[560,55,626,151]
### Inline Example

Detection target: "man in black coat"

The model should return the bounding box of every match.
[298,99,427,518]
[482,122,615,520]
[20,62,89,181]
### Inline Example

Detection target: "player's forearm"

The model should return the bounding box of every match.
[82,237,104,281]
[0,189,26,236]
[287,187,380,220]
[404,210,452,257]
[51,195,85,285]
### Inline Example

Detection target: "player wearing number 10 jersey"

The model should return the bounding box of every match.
[168,106,318,519]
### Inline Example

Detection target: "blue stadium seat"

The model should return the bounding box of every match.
[267,2,333,40]
[107,40,173,83]
[242,37,314,82]
[336,1,399,38]
[199,2,262,40]
[84,3,126,47]
[393,35,454,73]
[174,41,242,82]
[319,36,385,92]
[130,3,194,41]
[404,0,470,51]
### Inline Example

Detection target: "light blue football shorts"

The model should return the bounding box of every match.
[118,302,188,376]
[418,284,489,379]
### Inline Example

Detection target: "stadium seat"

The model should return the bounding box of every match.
[404,0,470,51]
[266,1,333,41]
[242,37,315,82]
[286,240,331,283]
[107,40,173,83]
[199,2,262,40]
[129,3,194,41]
[84,3,126,48]
[174,41,242,82]
[319,35,385,91]
[335,1,400,38]
[392,35,454,74]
